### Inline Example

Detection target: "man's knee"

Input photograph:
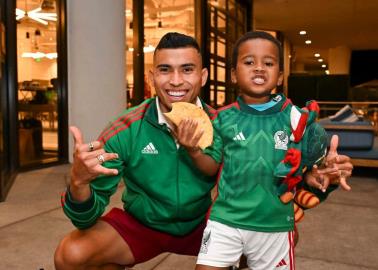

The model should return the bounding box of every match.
[54,234,92,269]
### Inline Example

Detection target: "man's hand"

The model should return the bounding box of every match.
[172,119,204,153]
[171,119,219,176]
[305,135,353,192]
[69,126,119,200]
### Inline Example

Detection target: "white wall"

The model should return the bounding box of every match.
[67,0,126,160]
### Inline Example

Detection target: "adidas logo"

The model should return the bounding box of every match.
[233,132,246,141]
[141,142,158,154]
[276,258,287,267]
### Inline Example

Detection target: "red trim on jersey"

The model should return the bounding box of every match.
[102,113,145,143]
[204,104,218,120]
[289,231,295,270]
[98,103,148,141]
[60,191,66,207]
[98,103,149,143]
[217,102,239,112]
[205,162,224,220]
[281,98,292,111]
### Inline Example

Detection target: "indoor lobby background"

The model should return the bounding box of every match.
[0,0,377,269]
[0,0,377,220]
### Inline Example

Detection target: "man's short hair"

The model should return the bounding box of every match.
[154,32,201,55]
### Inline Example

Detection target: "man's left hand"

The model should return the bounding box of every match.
[306,135,353,192]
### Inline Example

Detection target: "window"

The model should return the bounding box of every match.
[16,0,58,166]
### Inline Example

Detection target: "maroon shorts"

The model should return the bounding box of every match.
[101,207,206,264]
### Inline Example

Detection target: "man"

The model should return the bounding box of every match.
[54,32,352,270]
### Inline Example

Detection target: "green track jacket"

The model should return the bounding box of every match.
[62,98,217,236]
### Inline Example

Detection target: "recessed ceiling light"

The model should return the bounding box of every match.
[305,40,311,44]
[299,30,307,35]
[325,70,330,75]
[314,53,320,57]
[318,58,323,62]
[322,64,326,68]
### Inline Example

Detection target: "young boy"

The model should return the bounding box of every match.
[176,31,342,270]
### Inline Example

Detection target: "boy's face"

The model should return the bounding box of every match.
[149,47,208,113]
[231,38,283,102]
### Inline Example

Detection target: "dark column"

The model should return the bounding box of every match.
[196,0,210,104]
[132,0,144,106]
[57,0,69,162]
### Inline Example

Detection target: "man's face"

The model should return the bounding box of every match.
[149,47,208,113]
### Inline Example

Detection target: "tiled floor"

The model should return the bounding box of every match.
[0,165,377,270]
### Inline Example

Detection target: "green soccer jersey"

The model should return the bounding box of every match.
[204,94,329,232]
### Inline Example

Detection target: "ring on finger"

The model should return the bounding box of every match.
[97,154,105,164]
[89,142,94,152]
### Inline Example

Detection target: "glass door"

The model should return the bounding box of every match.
[16,0,59,167]
[143,0,195,98]
[125,0,195,107]
[207,0,250,107]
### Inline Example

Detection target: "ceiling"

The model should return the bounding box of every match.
[16,0,57,52]
[253,0,378,72]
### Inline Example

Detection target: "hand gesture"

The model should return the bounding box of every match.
[70,126,119,187]
[306,135,353,192]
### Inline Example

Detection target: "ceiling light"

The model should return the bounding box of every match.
[22,52,58,59]
[127,45,156,53]
[143,45,155,53]
[45,53,58,59]
[299,30,307,35]
[318,58,323,62]
[325,70,330,75]
[322,64,326,68]
[16,7,57,25]
[314,53,320,57]
[305,40,311,44]
[125,9,132,17]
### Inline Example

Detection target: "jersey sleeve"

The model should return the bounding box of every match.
[203,117,223,163]
[62,133,126,229]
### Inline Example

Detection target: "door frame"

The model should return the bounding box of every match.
[0,0,68,201]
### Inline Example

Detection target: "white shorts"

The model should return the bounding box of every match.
[197,220,295,270]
